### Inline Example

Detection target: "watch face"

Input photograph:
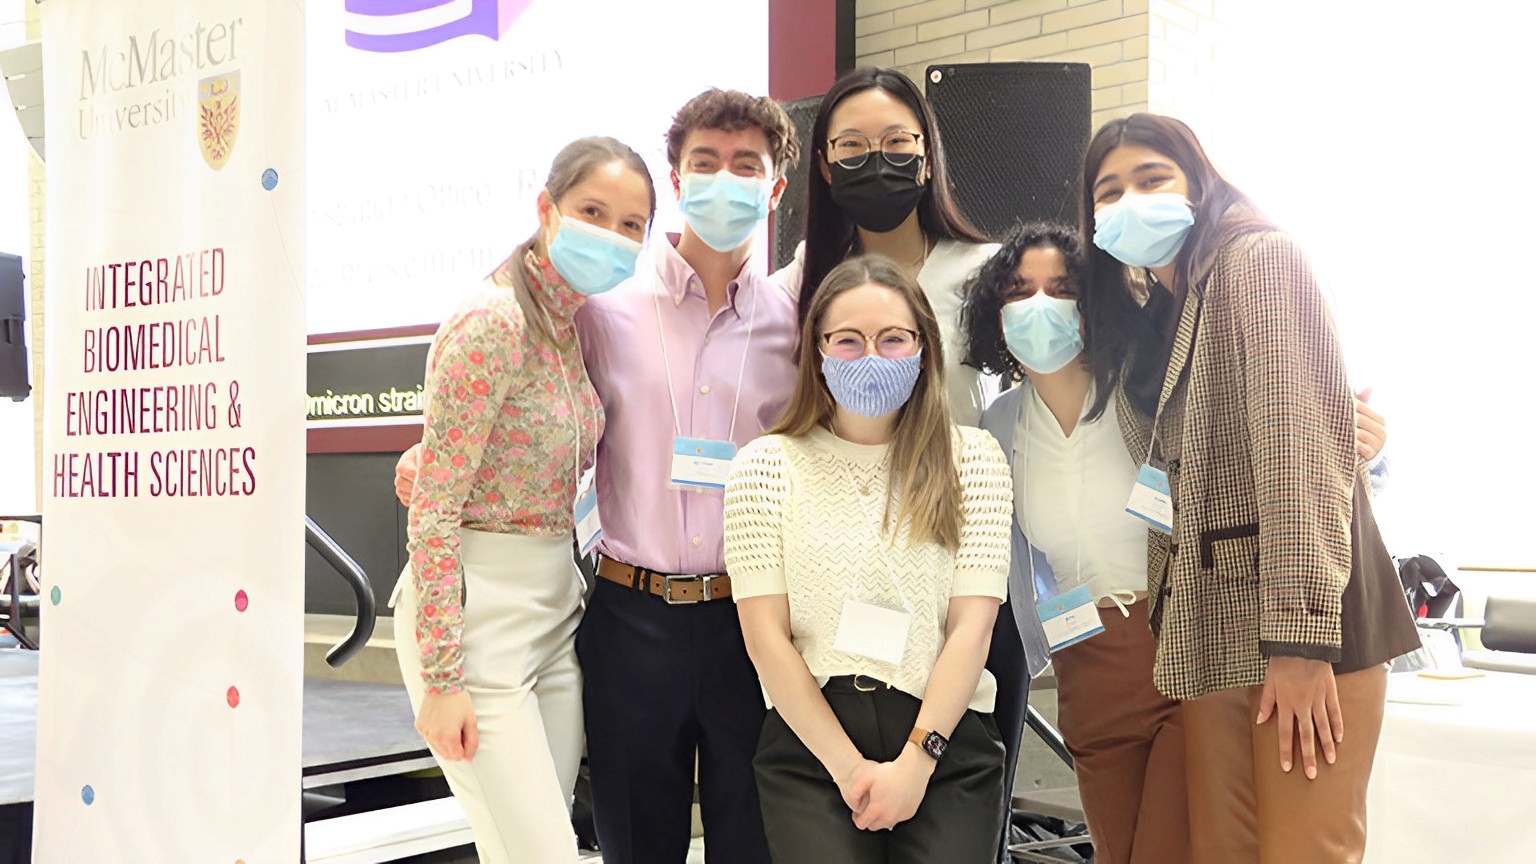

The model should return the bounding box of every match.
[924,731,948,759]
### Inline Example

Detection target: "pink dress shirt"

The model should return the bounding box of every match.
[576,236,798,575]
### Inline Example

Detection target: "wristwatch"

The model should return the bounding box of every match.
[907,727,948,761]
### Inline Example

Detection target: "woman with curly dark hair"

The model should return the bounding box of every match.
[962,221,1190,864]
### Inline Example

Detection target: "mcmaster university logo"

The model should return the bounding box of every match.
[197,71,240,170]
[345,0,533,53]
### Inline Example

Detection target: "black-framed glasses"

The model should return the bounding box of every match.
[820,327,922,361]
[826,130,924,169]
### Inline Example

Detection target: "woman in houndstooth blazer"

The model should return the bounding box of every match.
[1075,113,1419,864]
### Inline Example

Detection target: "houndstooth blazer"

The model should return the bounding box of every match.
[1115,228,1415,701]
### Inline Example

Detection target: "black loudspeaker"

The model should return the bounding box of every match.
[0,252,27,402]
[772,94,822,273]
[925,62,1092,240]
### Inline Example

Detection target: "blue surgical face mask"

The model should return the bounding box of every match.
[820,351,923,418]
[1002,293,1083,374]
[546,208,642,296]
[1093,192,1195,268]
[678,172,771,252]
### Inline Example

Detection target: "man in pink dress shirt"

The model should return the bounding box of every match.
[573,89,800,864]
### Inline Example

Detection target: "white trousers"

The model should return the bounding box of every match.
[392,529,585,863]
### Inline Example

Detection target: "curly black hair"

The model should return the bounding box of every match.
[959,221,1085,384]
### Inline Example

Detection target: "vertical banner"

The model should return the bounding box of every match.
[35,1,306,861]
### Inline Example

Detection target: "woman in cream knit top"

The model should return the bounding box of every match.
[725,423,1012,710]
[723,254,1011,862]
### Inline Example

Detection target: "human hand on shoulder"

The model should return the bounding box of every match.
[1354,387,1386,461]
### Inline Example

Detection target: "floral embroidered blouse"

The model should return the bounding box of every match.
[407,253,603,694]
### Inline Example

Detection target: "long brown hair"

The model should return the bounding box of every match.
[769,254,963,550]
[493,136,656,348]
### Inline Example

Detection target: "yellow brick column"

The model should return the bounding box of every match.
[855,0,1151,131]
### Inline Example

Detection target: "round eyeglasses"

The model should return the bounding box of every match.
[821,327,922,361]
[826,130,924,170]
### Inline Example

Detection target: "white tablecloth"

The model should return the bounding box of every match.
[1365,671,1536,862]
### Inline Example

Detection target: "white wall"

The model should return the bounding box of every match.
[1207,1,1535,569]
[0,0,35,515]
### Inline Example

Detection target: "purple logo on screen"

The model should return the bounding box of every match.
[345,0,532,53]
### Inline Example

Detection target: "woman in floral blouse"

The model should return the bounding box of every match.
[392,136,656,863]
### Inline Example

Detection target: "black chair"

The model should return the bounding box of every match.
[0,515,40,650]
[1460,594,1536,674]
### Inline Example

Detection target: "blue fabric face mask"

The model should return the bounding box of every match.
[1002,293,1083,374]
[679,172,771,252]
[820,351,923,418]
[546,209,642,296]
[1093,192,1195,268]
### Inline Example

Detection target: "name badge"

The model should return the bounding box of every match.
[832,599,911,666]
[1036,584,1105,652]
[1125,462,1173,534]
[574,485,603,557]
[670,436,737,491]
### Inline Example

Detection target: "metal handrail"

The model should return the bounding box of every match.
[305,515,377,667]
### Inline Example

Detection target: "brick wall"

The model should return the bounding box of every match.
[26,0,42,506]
[855,0,1150,132]
[1147,0,1225,141]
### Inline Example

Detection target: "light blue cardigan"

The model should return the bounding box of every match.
[978,383,1055,679]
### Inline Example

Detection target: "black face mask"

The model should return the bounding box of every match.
[828,156,926,234]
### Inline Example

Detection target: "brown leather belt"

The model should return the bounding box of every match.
[596,556,732,604]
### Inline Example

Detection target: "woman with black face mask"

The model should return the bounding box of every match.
[786,67,997,427]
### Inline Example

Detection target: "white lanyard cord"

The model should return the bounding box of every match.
[653,274,757,442]
[538,306,585,496]
[1018,382,1088,595]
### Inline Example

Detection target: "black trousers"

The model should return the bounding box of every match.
[986,599,1034,864]
[575,576,770,864]
[754,677,1005,864]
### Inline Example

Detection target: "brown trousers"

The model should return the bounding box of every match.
[1183,664,1388,864]
[1053,603,1190,864]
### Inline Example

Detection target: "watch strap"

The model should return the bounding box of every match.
[906,727,948,760]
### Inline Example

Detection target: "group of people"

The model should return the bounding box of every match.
[389,66,1419,864]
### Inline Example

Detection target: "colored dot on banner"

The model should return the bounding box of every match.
[50,586,60,605]
[227,686,240,709]
[261,168,278,190]
[81,785,94,805]
[234,590,249,612]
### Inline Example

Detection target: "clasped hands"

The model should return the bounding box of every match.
[834,747,936,833]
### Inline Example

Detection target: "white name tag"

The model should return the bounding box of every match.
[832,599,911,666]
[1125,462,1174,534]
[670,436,737,491]
[1036,584,1105,652]
[574,485,603,557]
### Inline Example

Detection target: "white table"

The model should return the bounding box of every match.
[1365,671,1536,862]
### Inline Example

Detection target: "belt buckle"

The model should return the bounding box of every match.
[662,573,710,605]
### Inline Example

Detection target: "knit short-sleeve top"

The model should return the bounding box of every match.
[723,424,1012,712]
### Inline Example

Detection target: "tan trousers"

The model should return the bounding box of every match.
[1053,602,1190,864]
[1183,664,1388,864]
[392,530,585,864]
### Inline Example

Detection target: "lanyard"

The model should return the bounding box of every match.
[1144,288,1205,466]
[653,274,757,443]
[1017,382,1088,592]
[537,307,587,496]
